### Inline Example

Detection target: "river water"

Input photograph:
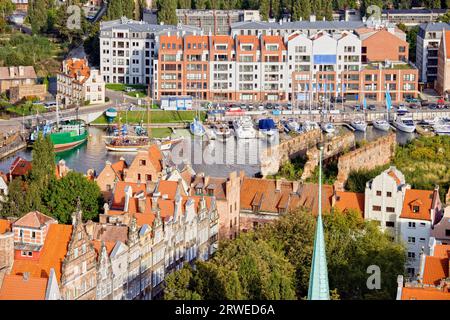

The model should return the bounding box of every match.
[0,126,416,178]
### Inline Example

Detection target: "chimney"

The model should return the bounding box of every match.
[23,272,30,281]
[18,66,24,76]
[309,14,316,22]
[138,196,146,213]
[292,181,299,194]
[124,185,133,212]
[9,67,14,77]
[152,192,160,211]
[146,181,153,194]
[275,178,283,192]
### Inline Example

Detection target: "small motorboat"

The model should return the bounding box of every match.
[286,119,300,132]
[433,119,450,135]
[321,122,335,134]
[213,123,232,141]
[302,121,319,132]
[350,119,368,132]
[190,118,206,137]
[372,119,390,132]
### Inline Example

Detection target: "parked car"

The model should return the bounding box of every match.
[44,101,57,109]
[258,105,265,111]
[405,97,419,103]
[368,104,376,111]
[428,103,437,110]
[409,103,419,109]
[124,86,135,92]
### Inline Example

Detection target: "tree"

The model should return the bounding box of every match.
[43,171,103,223]
[30,132,55,190]
[28,0,49,34]
[1,178,26,217]
[157,0,177,24]
[259,0,270,20]
[0,0,15,19]
[344,164,388,193]
[258,209,406,299]
[439,11,450,23]
[105,0,135,20]
[164,233,297,300]
[292,0,311,21]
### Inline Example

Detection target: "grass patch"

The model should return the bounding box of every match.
[126,91,147,98]
[150,128,173,138]
[92,110,207,124]
[5,101,47,116]
[105,83,146,91]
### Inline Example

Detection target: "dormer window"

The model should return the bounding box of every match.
[196,188,202,195]
[413,205,420,213]
[139,159,146,166]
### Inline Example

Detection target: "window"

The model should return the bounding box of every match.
[137,173,141,181]
[386,207,395,213]
[74,248,79,259]
[139,159,146,166]
[407,252,416,259]
[419,238,426,242]
[31,231,36,239]
[408,237,415,244]
[372,205,381,211]
[386,221,395,227]
[412,206,420,213]
[376,191,382,196]
[407,267,415,276]
[408,222,416,228]
[446,229,450,237]
[386,192,392,197]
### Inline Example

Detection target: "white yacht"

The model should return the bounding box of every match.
[321,122,335,134]
[393,116,416,133]
[350,119,367,132]
[302,121,319,132]
[233,116,256,139]
[433,119,450,135]
[372,119,390,132]
[286,119,300,132]
[213,123,232,141]
[258,118,277,140]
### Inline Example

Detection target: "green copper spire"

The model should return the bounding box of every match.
[307,145,330,300]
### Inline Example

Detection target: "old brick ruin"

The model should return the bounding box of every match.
[334,133,396,191]
[300,132,355,181]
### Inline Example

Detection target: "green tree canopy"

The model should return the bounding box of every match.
[157,0,177,24]
[43,171,103,223]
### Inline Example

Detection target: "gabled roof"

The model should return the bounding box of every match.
[0,275,47,300]
[401,287,450,300]
[9,157,32,178]
[433,244,450,259]
[11,224,72,282]
[148,144,163,173]
[0,66,37,81]
[400,189,435,221]
[91,240,116,257]
[111,159,128,176]
[0,219,11,234]
[423,256,449,286]
[13,211,56,229]
[334,191,364,217]
[91,223,128,244]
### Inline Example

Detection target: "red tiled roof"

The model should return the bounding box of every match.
[0,275,47,300]
[401,287,450,300]
[334,191,364,217]
[0,219,11,234]
[111,159,128,177]
[11,224,72,282]
[433,244,450,259]
[400,189,435,221]
[91,240,116,257]
[9,157,32,178]
[13,211,56,229]
[64,58,90,84]
[148,144,163,173]
[423,256,448,286]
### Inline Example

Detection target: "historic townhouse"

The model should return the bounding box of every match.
[57,57,105,106]
[123,144,165,183]
[364,166,442,277]
[95,158,128,201]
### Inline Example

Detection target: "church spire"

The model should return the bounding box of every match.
[307,144,330,300]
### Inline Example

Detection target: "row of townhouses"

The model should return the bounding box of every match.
[99,17,419,103]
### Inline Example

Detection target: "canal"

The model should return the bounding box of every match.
[0,126,416,178]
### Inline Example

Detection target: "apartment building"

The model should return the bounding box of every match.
[364,166,442,276]
[230,19,365,38]
[436,30,450,98]
[152,27,417,103]
[99,17,200,87]
[57,57,105,106]
[416,22,450,86]
[381,8,447,27]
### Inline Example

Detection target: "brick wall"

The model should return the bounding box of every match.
[334,133,396,190]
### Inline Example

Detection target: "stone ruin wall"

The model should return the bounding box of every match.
[300,132,355,181]
[334,133,396,191]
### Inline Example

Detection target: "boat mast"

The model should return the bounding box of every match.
[56,96,60,130]
[147,83,151,140]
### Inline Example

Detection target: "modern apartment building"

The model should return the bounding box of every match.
[152,27,418,103]
[99,17,200,86]
[416,22,450,86]
[436,30,450,98]
[381,8,448,27]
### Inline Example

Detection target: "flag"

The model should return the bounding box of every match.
[329,84,333,92]
[343,84,346,92]
[363,97,367,110]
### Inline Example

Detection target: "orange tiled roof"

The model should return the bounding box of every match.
[261,35,286,51]
[111,159,128,177]
[433,244,450,259]
[0,275,47,300]
[156,180,179,199]
[64,58,90,84]
[13,211,56,229]
[240,178,332,215]
[334,191,364,217]
[423,256,448,286]
[0,219,11,234]
[148,144,163,173]
[11,224,72,282]
[445,30,450,59]
[400,189,435,221]
[91,240,116,257]
[401,287,450,300]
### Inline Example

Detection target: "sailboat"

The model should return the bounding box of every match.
[190,99,206,137]
[351,98,367,131]
[105,99,151,152]
[320,81,335,134]
[373,89,392,132]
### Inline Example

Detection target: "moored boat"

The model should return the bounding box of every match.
[393,116,416,133]
[321,122,335,134]
[190,118,206,137]
[372,119,390,132]
[233,116,256,139]
[213,123,232,141]
[105,108,118,123]
[258,118,277,139]
[350,119,368,132]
